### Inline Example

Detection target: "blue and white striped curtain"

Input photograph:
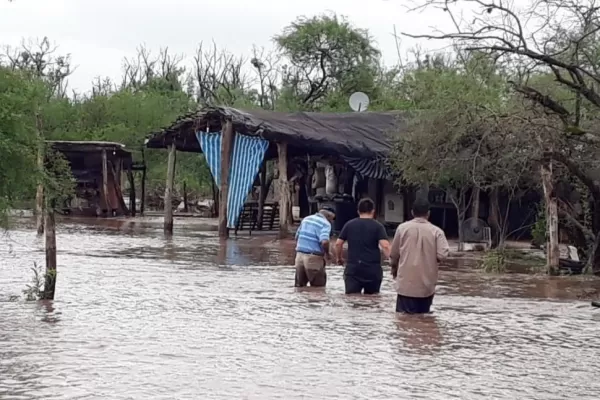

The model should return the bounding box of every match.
[196,131,269,228]
[342,156,391,180]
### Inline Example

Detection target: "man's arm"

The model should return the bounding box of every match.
[389,226,402,277]
[335,223,349,265]
[335,239,345,264]
[436,229,450,262]
[321,240,331,261]
[379,239,391,260]
[377,223,391,260]
[319,222,333,261]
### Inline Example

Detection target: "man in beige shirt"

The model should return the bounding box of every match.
[390,197,449,313]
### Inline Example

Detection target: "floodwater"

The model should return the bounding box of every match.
[1,217,600,400]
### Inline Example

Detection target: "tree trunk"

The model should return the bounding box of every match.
[35,184,44,235]
[35,114,44,235]
[35,141,45,236]
[540,163,559,274]
[278,142,290,238]
[140,149,147,215]
[218,120,234,238]
[163,143,176,234]
[41,200,57,300]
[457,214,464,251]
[450,190,466,251]
[488,188,501,248]
[591,199,600,274]
[470,187,481,226]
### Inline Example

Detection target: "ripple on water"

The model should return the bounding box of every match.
[1,218,600,399]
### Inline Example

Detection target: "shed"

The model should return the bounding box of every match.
[145,106,405,237]
[48,140,145,217]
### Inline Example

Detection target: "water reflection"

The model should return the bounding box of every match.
[1,216,600,399]
[38,300,60,324]
[394,314,443,353]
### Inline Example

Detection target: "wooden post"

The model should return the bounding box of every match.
[35,114,44,235]
[35,141,45,236]
[141,148,147,215]
[278,142,290,238]
[102,149,109,215]
[541,162,559,274]
[218,120,235,238]
[257,160,267,230]
[42,199,57,300]
[183,181,189,213]
[164,143,177,234]
[127,167,136,217]
[116,158,123,190]
[211,181,219,218]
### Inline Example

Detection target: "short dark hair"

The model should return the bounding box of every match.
[320,205,336,215]
[357,197,375,214]
[412,197,430,217]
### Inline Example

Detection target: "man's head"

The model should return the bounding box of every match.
[319,206,336,222]
[411,197,430,219]
[357,197,376,218]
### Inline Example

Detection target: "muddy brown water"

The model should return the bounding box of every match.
[1,217,600,399]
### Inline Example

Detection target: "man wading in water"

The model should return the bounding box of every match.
[390,198,449,313]
[294,207,336,287]
[335,198,391,294]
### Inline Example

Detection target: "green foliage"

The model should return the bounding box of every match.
[0,67,46,226]
[44,147,75,208]
[479,249,546,273]
[531,204,547,248]
[389,52,512,189]
[23,262,44,301]
[275,13,381,109]
[479,250,507,273]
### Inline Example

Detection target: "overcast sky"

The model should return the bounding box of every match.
[0,0,456,93]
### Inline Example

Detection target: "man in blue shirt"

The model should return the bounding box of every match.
[294,206,336,287]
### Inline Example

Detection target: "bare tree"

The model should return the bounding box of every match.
[189,41,251,106]
[250,45,281,110]
[402,0,600,272]
[121,45,185,92]
[1,37,73,97]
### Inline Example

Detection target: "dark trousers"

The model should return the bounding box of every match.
[396,294,434,314]
[344,264,382,295]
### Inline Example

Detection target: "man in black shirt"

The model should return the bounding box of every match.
[335,198,391,294]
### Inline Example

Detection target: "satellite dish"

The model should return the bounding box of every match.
[349,92,370,112]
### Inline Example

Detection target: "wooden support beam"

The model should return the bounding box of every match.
[41,199,57,300]
[140,148,147,215]
[102,149,109,215]
[278,142,290,238]
[219,120,235,238]
[116,158,123,191]
[127,166,136,217]
[257,160,267,230]
[163,143,177,234]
